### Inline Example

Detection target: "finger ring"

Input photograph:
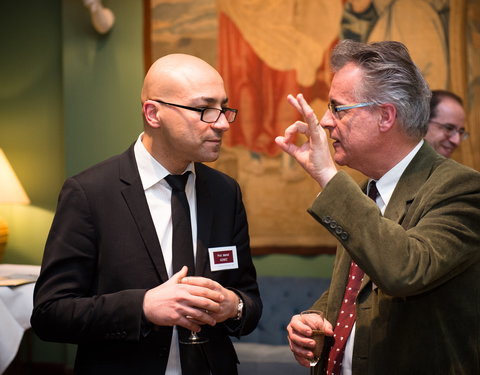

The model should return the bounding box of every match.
[186,315,193,319]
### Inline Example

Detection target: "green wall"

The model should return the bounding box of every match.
[0,0,145,265]
[1,0,145,368]
[255,254,333,278]
[0,0,63,265]
[62,0,144,177]
[0,1,64,211]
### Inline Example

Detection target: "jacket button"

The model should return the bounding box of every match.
[323,216,332,224]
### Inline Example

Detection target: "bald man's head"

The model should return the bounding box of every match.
[141,54,224,103]
[139,54,231,174]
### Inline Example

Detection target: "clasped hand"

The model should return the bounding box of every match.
[143,266,238,332]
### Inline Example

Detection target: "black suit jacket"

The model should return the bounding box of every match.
[31,145,262,374]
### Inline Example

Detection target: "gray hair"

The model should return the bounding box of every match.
[330,39,431,139]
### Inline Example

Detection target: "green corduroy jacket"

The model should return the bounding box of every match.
[309,143,480,375]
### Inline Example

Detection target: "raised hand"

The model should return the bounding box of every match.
[275,93,337,187]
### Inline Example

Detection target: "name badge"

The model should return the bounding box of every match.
[208,246,238,272]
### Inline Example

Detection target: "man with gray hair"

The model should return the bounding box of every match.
[278,39,480,374]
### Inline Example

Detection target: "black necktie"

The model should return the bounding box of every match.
[165,173,210,375]
[368,180,379,202]
[165,172,195,276]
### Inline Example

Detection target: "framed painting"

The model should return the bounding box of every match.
[143,0,480,255]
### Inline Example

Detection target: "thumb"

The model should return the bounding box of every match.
[170,266,188,283]
[323,319,334,336]
[275,136,290,153]
[275,135,298,157]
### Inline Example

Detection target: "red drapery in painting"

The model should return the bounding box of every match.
[217,12,334,157]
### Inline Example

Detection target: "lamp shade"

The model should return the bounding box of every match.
[0,148,30,204]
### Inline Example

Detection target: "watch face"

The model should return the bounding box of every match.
[235,298,243,320]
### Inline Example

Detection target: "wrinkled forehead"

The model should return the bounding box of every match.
[329,63,364,101]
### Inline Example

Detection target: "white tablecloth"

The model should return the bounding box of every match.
[0,264,40,374]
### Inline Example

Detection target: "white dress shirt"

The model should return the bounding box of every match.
[134,134,197,375]
[340,140,424,375]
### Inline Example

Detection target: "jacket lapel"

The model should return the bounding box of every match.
[193,163,213,276]
[359,142,441,291]
[118,145,169,282]
[384,142,440,222]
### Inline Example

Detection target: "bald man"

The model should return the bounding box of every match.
[425,90,468,158]
[31,54,261,375]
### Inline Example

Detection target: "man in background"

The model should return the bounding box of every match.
[31,54,261,375]
[277,40,480,374]
[424,89,468,158]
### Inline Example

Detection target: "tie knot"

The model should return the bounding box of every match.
[368,180,379,201]
[165,172,190,192]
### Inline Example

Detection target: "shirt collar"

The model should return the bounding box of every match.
[133,133,195,191]
[372,139,423,209]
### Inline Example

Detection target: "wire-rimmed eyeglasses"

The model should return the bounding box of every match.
[150,99,238,123]
[328,102,375,119]
[429,120,469,141]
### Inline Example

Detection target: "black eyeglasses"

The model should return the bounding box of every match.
[328,101,375,119]
[429,120,469,140]
[150,99,238,123]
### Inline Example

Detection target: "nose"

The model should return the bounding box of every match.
[449,131,461,146]
[320,108,335,129]
[211,112,230,132]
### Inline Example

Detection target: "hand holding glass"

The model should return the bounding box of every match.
[300,311,326,371]
[179,307,209,345]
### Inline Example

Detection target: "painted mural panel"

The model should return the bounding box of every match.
[146,0,479,253]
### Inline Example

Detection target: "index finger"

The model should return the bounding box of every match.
[287,94,302,113]
[300,313,334,335]
[181,283,224,303]
[295,94,320,131]
[288,93,319,126]
[289,314,310,335]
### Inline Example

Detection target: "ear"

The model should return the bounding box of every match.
[143,101,161,128]
[377,103,397,133]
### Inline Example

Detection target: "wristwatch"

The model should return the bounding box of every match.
[233,296,244,320]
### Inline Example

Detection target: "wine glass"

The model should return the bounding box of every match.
[300,310,325,374]
[179,312,209,345]
[179,329,208,345]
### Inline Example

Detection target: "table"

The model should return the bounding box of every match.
[0,264,40,374]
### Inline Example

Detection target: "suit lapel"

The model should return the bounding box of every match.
[119,145,169,282]
[194,163,213,276]
[384,142,440,222]
[359,142,440,291]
